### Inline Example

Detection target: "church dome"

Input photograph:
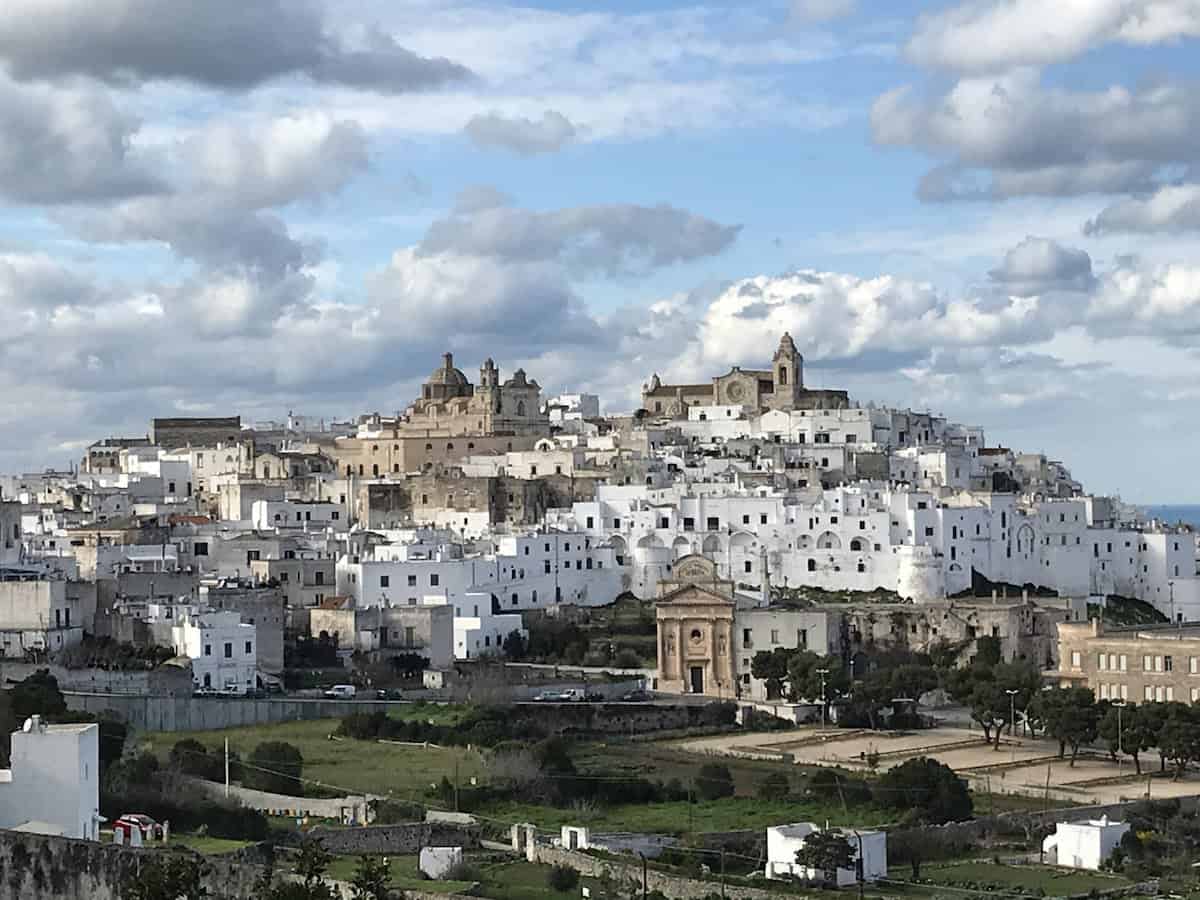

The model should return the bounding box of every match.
[428,352,469,387]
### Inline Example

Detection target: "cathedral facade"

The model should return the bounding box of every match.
[641,333,850,418]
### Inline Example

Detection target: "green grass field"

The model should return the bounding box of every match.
[168,834,253,855]
[140,714,483,800]
[321,856,597,900]
[920,861,1131,895]
[322,855,474,894]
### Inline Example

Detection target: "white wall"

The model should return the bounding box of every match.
[0,720,100,840]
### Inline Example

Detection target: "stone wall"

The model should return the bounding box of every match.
[186,778,372,824]
[60,692,435,731]
[529,844,781,900]
[306,823,480,855]
[0,661,192,696]
[0,828,267,900]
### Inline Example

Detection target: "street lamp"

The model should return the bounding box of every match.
[816,668,829,728]
[1005,689,1019,737]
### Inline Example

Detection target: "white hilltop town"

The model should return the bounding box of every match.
[1,334,1198,896]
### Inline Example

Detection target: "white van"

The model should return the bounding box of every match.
[323,684,357,699]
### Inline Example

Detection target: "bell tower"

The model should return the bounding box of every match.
[771,332,803,409]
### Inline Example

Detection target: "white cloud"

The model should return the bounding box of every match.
[1085,184,1200,234]
[464,110,577,156]
[907,0,1200,71]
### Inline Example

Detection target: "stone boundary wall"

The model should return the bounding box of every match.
[305,822,480,855]
[0,661,191,696]
[0,828,268,900]
[529,843,783,900]
[185,777,372,823]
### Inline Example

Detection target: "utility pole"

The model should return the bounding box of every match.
[454,757,460,812]
[1006,689,1018,736]
[817,667,829,728]
[854,831,865,900]
[224,738,230,798]
[720,848,726,900]
[639,852,648,900]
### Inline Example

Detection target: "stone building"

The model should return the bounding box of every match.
[655,555,739,696]
[151,416,242,449]
[1053,619,1200,703]
[331,353,550,479]
[641,333,850,417]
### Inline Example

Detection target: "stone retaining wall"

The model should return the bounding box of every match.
[306,823,480,855]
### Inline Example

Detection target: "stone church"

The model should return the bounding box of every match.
[654,554,738,697]
[641,332,850,418]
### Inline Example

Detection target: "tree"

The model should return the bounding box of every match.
[10,669,66,720]
[973,635,1003,668]
[501,630,527,660]
[122,855,209,900]
[793,830,856,884]
[349,856,391,900]
[171,739,222,780]
[245,741,304,795]
[1137,702,1170,773]
[533,737,575,775]
[547,864,580,892]
[389,652,428,678]
[261,839,337,900]
[1029,687,1098,765]
[750,648,796,700]
[878,757,972,824]
[696,763,735,801]
[786,652,849,708]
[1157,703,1200,780]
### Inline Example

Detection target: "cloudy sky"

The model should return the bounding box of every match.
[1,0,1198,502]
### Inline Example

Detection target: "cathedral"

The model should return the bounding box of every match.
[407,352,547,437]
[641,333,850,418]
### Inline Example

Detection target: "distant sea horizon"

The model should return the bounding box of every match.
[1143,505,1200,529]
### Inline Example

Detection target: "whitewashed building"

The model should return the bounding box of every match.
[765,823,887,886]
[0,717,100,840]
[1042,816,1130,870]
[172,610,257,693]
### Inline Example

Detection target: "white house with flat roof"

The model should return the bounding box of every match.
[0,716,100,840]
[766,823,887,887]
[172,610,256,693]
[1042,816,1130,870]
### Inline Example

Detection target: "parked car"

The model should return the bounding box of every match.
[619,689,652,702]
[323,684,357,699]
[532,689,565,702]
[116,814,163,841]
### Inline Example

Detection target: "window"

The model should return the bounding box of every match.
[760,513,768,525]
[1191,657,1199,675]
[1167,686,1175,701]
[224,642,233,658]
[1120,654,1127,672]
[742,628,752,648]
[315,571,324,586]
[332,511,340,520]
[1144,655,1153,672]
[194,541,209,557]
[430,574,439,586]
[706,517,719,530]
[204,644,212,656]
[245,641,253,655]
[770,629,780,644]
[742,515,750,525]
[1070,651,1081,668]
[1165,655,1173,672]
[587,516,595,528]
[511,594,518,607]
[1099,653,1107,670]
[744,560,753,573]
[683,517,695,531]
[613,518,621,529]
[1145,685,1154,701]
[924,526,935,537]
[380,575,390,588]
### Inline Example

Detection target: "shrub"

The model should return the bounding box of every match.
[170,738,222,780]
[696,763,735,801]
[244,741,304,796]
[614,649,643,668]
[547,864,580,892]
[757,772,790,800]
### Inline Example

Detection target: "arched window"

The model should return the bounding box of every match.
[468,442,475,450]
[517,401,526,416]
[778,367,788,385]
[425,443,433,451]
[447,443,454,451]
[532,590,538,603]
[849,538,864,552]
